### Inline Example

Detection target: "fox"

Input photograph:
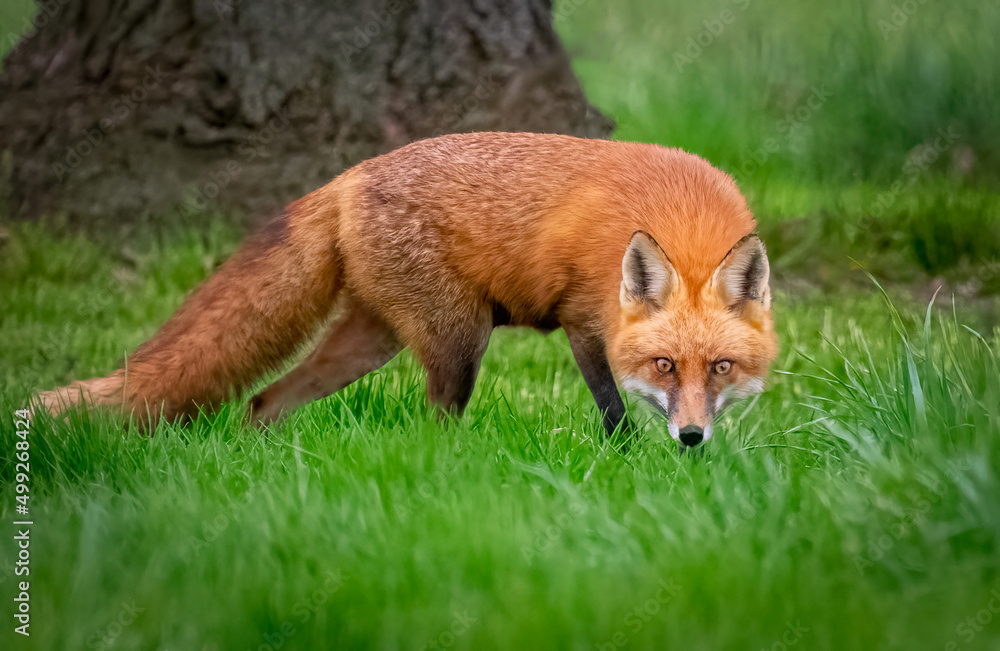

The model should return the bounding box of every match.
[34,132,778,448]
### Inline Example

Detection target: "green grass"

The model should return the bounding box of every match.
[558,0,1000,290]
[559,0,1000,186]
[0,0,38,67]
[3,0,1000,649]
[1,221,1000,650]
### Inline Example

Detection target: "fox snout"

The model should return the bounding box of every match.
[669,423,711,447]
[667,381,717,447]
[667,408,714,448]
[678,425,706,447]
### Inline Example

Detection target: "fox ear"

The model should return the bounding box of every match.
[621,231,677,311]
[711,235,771,311]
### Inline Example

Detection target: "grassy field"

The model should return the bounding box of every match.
[3,0,1000,649]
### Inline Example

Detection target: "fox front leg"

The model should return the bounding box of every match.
[565,329,633,443]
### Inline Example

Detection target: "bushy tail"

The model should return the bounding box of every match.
[35,186,344,426]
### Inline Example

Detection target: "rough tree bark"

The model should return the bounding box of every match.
[0,0,612,224]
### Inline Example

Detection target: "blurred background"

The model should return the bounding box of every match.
[2,0,998,297]
[558,0,1000,294]
[0,0,1000,296]
[3,3,1000,650]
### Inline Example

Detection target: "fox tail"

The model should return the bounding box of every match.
[34,186,344,426]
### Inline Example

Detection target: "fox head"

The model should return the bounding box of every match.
[609,231,778,448]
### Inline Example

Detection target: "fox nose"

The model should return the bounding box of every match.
[678,425,704,447]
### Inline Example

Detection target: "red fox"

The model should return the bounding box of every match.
[35,132,777,447]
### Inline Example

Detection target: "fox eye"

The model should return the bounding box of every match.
[713,360,733,375]
[655,358,674,374]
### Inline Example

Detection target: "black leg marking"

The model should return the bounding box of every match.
[565,328,632,443]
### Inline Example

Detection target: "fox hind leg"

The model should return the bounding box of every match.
[418,318,492,417]
[248,299,401,426]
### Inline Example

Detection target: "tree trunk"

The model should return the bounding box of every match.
[0,0,612,224]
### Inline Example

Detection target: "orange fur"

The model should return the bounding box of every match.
[34,132,777,440]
